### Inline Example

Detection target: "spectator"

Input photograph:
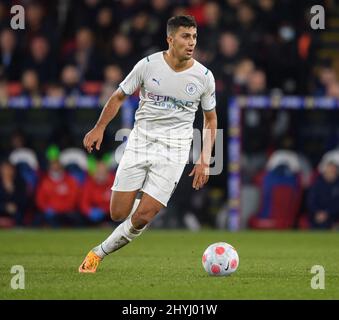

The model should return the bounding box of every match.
[24,36,56,83]
[265,22,299,93]
[64,28,103,81]
[95,6,116,54]
[246,69,267,95]
[0,0,326,96]
[112,0,142,26]
[192,46,214,67]
[45,83,65,98]
[171,5,187,17]
[0,29,23,81]
[36,159,81,228]
[10,129,27,150]
[314,66,337,96]
[44,83,65,109]
[21,69,41,97]
[0,160,27,227]
[236,2,261,57]
[24,1,57,50]
[221,0,243,30]
[121,11,157,56]
[148,0,173,50]
[211,32,242,94]
[0,2,10,30]
[80,160,115,226]
[60,65,82,96]
[218,32,241,63]
[0,79,8,101]
[100,64,123,103]
[257,0,278,32]
[232,59,255,94]
[0,0,332,98]
[106,33,137,75]
[198,1,221,53]
[326,81,339,98]
[307,161,339,229]
[186,0,206,26]
[73,0,102,30]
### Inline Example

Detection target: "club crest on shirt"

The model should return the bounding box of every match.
[185,83,197,95]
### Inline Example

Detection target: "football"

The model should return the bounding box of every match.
[202,242,239,276]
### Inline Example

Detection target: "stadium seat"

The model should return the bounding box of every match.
[249,164,302,229]
[266,150,301,173]
[81,82,103,95]
[240,184,260,229]
[59,148,88,184]
[9,148,39,191]
[7,82,23,96]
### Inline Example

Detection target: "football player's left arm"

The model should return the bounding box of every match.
[189,108,217,190]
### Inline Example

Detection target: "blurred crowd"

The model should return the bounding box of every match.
[1,0,339,230]
[0,129,228,229]
[241,149,339,231]
[1,134,339,230]
[0,0,338,103]
[0,143,116,228]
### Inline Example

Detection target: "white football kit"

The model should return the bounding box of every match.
[112,51,216,206]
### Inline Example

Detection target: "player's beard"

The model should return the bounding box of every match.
[172,45,193,62]
[181,50,193,61]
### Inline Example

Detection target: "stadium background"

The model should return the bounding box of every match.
[1,0,339,302]
[1,0,339,231]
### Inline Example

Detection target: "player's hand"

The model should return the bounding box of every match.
[83,126,104,153]
[189,163,209,190]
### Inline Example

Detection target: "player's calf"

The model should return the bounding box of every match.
[131,207,160,229]
[88,198,142,260]
[131,192,164,229]
[92,214,147,259]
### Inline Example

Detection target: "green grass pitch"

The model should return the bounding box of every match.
[0,229,338,299]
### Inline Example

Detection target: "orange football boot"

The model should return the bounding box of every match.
[78,251,101,273]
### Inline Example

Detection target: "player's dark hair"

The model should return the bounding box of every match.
[166,15,197,36]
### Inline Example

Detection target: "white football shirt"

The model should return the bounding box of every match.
[119,51,216,148]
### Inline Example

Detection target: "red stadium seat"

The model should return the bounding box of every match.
[7,82,23,96]
[249,166,303,230]
[81,82,103,95]
[249,184,303,229]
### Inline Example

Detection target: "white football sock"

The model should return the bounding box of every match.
[93,199,146,259]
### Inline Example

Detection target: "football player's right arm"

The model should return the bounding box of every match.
[83,88,127,153]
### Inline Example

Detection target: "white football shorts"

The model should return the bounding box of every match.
[111,130,191,207]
